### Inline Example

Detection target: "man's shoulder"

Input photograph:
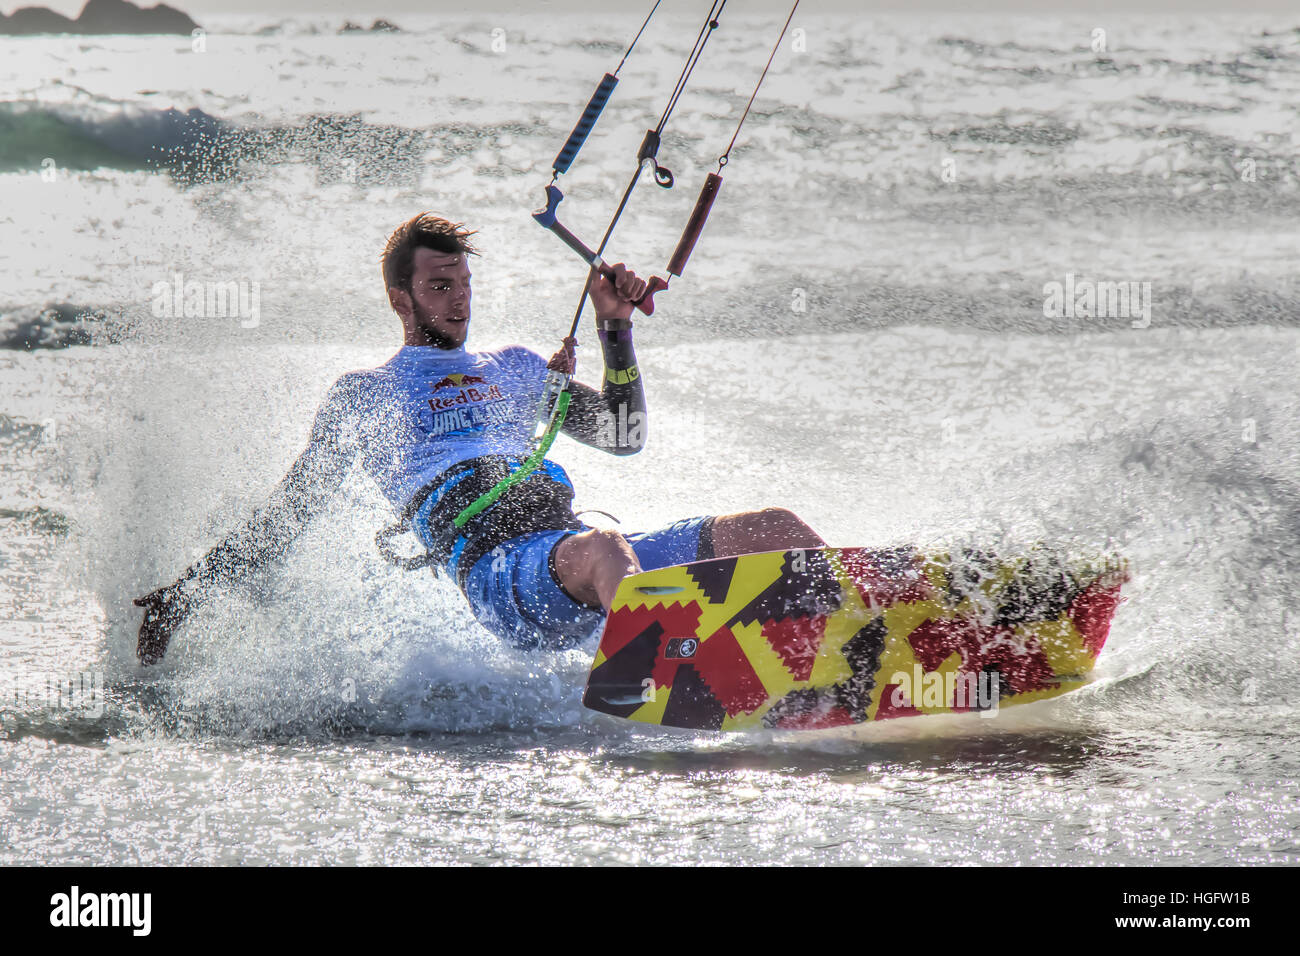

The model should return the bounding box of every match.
[317,365,399,419]
[483,344,545,371]
[335,353,416,387]
[327,367,379,397]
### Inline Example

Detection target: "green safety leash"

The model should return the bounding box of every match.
[452,389,572,528]
[374,389,572,570]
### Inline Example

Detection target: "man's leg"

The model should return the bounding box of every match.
[709,507,824,557]
[554,508,824,613]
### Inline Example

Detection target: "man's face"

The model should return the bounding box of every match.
[398,246,472,348]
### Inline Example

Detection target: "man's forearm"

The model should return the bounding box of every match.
[171,439,352,595]
[176,495,308,593]
[564,317,648,453]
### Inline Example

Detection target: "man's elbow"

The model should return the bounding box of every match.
[605,430,646,456]
[598,407,646,456]
[622,409,646,455]
[608,439,645,457]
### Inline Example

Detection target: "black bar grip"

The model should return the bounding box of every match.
[552,73,619,175]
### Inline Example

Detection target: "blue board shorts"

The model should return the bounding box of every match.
[416,510,716,651]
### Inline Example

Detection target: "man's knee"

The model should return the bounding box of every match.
[721,506,815,537]
[754,506,808,531]
[712,507,823,557]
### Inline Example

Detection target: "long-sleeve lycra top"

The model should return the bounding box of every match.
[173,324,645,593]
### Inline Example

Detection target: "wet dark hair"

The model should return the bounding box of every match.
[381,212,479,297]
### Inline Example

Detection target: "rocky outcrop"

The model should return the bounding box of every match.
[0,0,200,35]
[339,19,401,33]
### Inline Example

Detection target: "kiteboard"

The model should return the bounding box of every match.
[583,546,1129,731]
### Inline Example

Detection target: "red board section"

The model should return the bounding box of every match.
[601,601,702,660]
[906,617,1058,695]
[762,615,829,681]
[840,548,934,607]
[683,625,769,717]
[1069,582,1124,657]
[874,684,923,721]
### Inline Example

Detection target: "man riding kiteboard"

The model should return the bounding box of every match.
[133,213,824,662]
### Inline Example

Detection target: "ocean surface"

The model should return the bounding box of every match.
[1,8,1298,865]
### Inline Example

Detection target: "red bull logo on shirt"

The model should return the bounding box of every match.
[426,374,510,436]
[431,374,488,391]
[428,384,503,411]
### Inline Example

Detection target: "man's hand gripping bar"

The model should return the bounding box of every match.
[532,185,669,316]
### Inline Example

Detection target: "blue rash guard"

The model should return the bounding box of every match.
[175,327,715,650]
[322,343,558,510]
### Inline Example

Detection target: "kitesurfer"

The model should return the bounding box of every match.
[134,213,823,662]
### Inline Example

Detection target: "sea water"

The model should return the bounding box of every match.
[1,11,1297,865]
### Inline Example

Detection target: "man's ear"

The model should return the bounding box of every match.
[388,286,412,317]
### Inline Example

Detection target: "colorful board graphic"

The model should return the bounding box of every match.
[583,546,1129,731]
